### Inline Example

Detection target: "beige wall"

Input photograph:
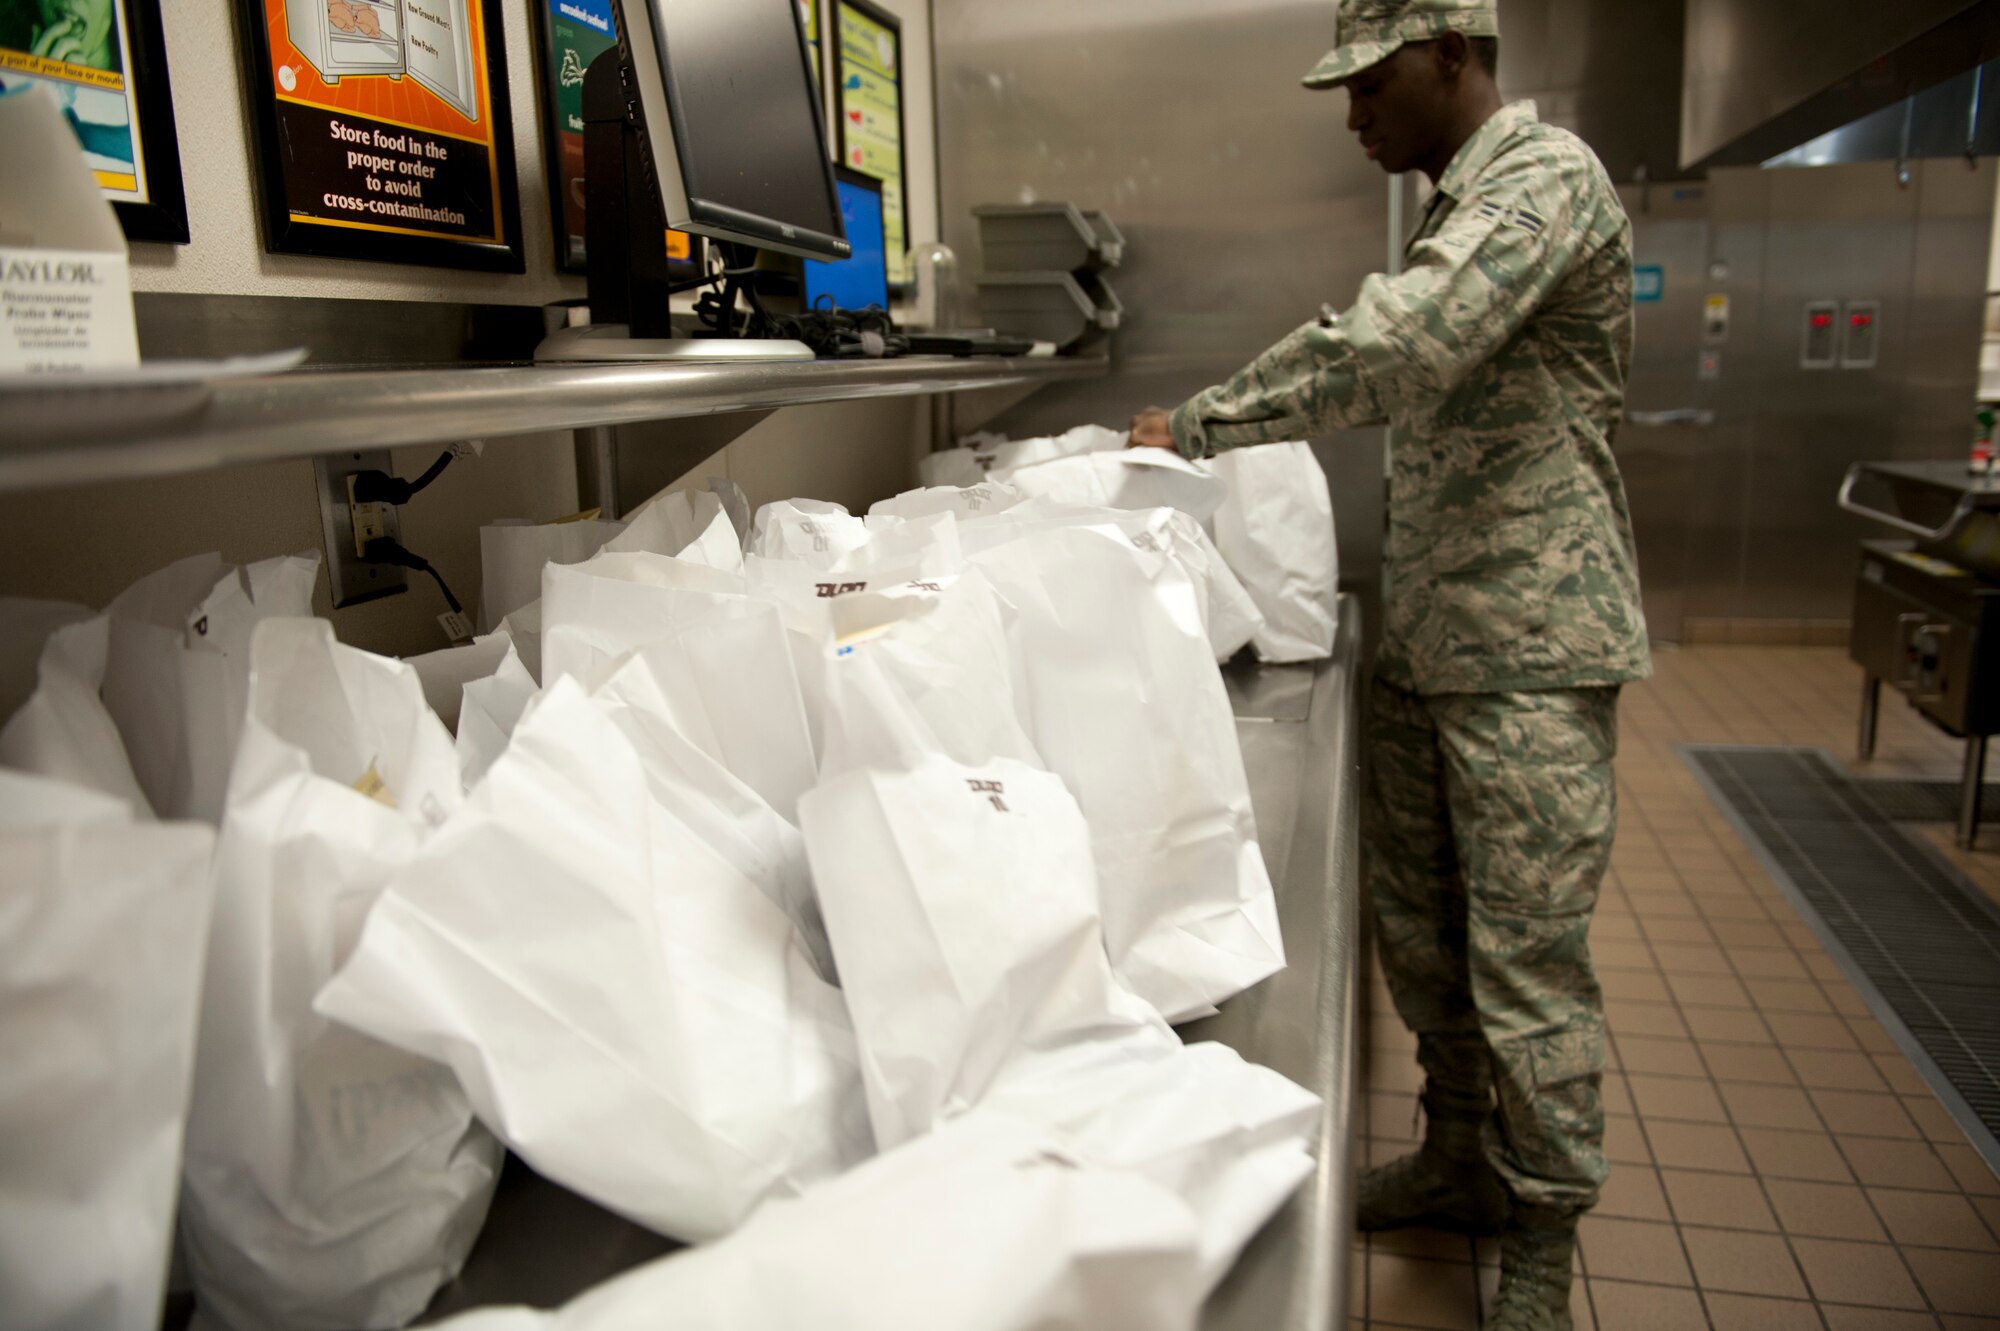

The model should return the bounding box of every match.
[2,0,943,660]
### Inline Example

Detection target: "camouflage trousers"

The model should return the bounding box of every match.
[1363,678,1617,1215]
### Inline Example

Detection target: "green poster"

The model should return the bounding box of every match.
[837,1,905,283]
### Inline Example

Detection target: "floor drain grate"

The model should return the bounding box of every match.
[1682,745,2000,1179]
[1856,779,2000,826]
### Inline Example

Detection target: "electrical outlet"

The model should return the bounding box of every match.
[345,473,395,558]
[313,450,408,608]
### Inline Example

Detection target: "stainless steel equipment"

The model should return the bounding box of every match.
[1617,181,1717,642]
[1681,0,2000,169]
[1615,159,1995,641]
[1842,460,2000,846]
[931,0,1393,608]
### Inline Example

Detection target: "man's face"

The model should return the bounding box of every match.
[1342,43,1452,175]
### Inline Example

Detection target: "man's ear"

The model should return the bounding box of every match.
[1433,29,1470,79]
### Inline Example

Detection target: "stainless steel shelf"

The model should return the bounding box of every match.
[0,354,1107,494]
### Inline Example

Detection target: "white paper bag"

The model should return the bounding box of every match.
[964,525,1284,1023]
[995,449,1228,524]
[0,771,216,1331]
[590,628,830,979]
[1202,443,1339,662]
[1092,506,1262,663]
[867,480,1025,523]
[601,595,818,807]
[538,556,823,831]
[750,498,870,568]
[99,553,321,823]
[952,496,1260,660]
[741,514,968,763]
[800,754,1173,1149]
[456,642,539,790]
[816,572,1040,777]
[539,551,757,691]
[920,423,1128,489]
[0,598,90,721]
[707,477,753,549]
[478,517,624,633]
[497,600,544,685]
[180,620,499,1331]
[979,1041,1319,1296]
[318,679,869,1244]
[428,1112,1207,1331]
[604,488,744,572]
[405,633,515,733]
[0,615,151,812]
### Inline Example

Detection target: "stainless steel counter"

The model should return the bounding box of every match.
[418,598,1364,1329]
[1198,602,1363,1331]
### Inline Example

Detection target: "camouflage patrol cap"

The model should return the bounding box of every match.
[1303,0,1500,89]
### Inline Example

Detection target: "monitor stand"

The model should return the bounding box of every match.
[531,50,812,365]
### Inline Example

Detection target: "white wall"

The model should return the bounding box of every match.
[3,0,945,659]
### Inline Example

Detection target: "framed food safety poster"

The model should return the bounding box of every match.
[834,0,908,286]
[240,0,525,272]
[0,0,190,242]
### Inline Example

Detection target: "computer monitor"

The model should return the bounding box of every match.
[803,168,890,312]
[619,0,849,263]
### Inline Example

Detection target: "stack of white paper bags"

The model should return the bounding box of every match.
[1,467,1326,1331]
[0,601,218,1331]
[408,488,1317,1330]
[921,422,1339,663]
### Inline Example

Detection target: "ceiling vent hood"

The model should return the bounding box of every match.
[1682,0,2000,170]
[1761,57,2000,170]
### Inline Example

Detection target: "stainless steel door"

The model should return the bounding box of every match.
[1618,182,1714,643]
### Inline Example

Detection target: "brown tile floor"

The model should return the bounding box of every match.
[1351,645,2000,1330]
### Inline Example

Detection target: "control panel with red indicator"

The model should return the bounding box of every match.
[1842,299,1881,369]
[1802,300,1840,369]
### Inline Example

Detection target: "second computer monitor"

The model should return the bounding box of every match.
[619,0,849,263]
[803,168,890,312]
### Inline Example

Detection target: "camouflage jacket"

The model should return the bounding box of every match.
[1170,102,1651,696]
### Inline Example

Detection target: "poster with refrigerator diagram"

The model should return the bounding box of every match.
[835,0,908,286]
[239,0,524,271]
[0,0,189,241]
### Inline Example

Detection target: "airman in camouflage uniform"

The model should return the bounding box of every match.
[1129,3,1649,1326]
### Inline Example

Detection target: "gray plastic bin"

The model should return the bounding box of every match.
[974,203,1119,274]
[977,272,1120,349]
[1080,211,1125,268]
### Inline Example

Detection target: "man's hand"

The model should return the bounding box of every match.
[1127,407,1177,451]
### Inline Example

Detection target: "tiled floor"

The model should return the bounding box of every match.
[1351,645,2000,1330]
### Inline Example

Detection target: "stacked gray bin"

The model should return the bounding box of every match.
[974,204,1123,351]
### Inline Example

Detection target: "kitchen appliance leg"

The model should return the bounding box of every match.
[1958,734,1988,851]
[1859,674,1880,761]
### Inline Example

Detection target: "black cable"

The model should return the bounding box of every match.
[768,300,911,359]
[362,538,463,615]
[349,448,455,506]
